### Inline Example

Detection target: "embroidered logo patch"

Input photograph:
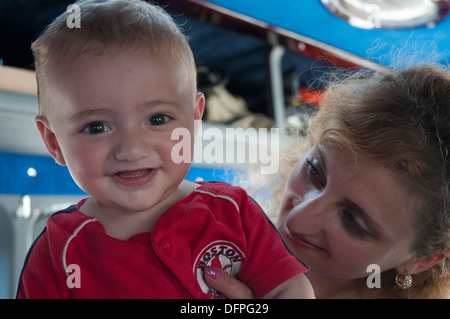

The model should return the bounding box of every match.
[193,240,245,299]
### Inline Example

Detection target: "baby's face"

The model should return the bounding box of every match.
[39,48,203,213]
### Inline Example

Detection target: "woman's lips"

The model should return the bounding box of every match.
[111,168,157,187]
[289,232,327,252]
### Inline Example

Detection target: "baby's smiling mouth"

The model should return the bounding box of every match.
[115,169,152,178]
[111,168,157,187]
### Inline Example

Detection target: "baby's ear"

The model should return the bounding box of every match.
[194,92,205,136]
[35,116,66,166]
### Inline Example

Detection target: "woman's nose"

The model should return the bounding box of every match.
[291,192,332,229]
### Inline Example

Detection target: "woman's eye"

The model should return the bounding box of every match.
[306,158,325,187]
[342,209,371,238]
[308,161,319,176]
[83,121,110,134]
[148,114,170,126]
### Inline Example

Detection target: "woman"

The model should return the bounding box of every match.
[205,65,450,298]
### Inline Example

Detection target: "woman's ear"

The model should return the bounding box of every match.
[397,252,448,275]
[35,115,66,166]
[194,92,205,137]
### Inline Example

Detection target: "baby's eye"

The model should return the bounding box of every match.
[83,121,111,134]
[148,114,170,126]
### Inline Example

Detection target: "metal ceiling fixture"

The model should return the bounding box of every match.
[320,0,450,29]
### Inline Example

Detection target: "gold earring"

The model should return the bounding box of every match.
[395,272,412,289]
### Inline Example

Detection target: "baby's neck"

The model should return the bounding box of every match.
[80,180,199,240]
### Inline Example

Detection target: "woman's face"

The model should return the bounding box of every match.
[277,143,422,280]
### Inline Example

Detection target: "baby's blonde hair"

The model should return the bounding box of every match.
[32,0,197,115]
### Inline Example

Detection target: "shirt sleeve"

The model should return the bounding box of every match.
[237,194,309,299]
[16,228,69,299]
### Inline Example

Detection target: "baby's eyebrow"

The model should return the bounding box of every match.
[140,99,183,111]
[70,108,112,121]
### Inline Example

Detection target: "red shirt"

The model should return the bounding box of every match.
[16,182,308,299]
